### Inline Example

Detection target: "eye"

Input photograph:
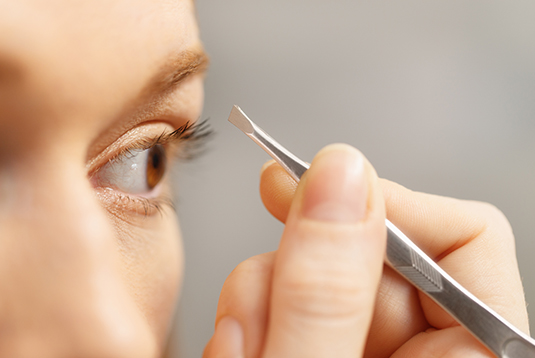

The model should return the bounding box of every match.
[93,144,167,195]
[88,120,212,218]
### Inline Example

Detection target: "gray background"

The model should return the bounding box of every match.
[172,1,535,357]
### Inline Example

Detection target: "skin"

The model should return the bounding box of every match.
[0,0,205,357]
[0,1,529,357]
[205,147,530,358]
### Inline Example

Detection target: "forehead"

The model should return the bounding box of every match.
[0,0,199,135]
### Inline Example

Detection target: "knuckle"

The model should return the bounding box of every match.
[468,201,513,238]
[456,200,516,256]
[218,252,275,311]
[228,252,275,282]
[277,257,374,320]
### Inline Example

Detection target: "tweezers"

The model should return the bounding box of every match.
[228,105,535,358]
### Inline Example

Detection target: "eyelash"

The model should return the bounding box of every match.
[94,118,212,217]
[111,192,176,217]
[113,118,213,162]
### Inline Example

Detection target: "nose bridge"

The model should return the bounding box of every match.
[0,158,156,357]
[0,153,117,295]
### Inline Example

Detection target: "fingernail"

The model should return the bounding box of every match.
[260,159,277,175]
[212,317,244,358]
[302,144,367,223]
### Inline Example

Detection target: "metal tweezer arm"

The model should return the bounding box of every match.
[228,105,535,358]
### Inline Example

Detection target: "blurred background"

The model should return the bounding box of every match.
[172,1,535,356]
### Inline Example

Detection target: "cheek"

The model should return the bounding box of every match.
[113,207,184,346]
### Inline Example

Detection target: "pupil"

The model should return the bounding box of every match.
[146,145,166,189]
[151,149,160,169]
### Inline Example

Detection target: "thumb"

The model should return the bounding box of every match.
[263,144,386,358]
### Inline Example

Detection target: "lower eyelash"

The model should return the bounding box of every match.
[95,187,175,219]
[91,119,211,219]
[115,193,176,217]
[132,196,176,217]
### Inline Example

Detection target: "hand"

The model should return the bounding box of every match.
[203,144,529,358]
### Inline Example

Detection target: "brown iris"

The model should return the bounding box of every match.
[146,145,166,189]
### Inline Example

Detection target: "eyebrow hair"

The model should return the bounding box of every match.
[86,46,209,160]
[140,46,209,99]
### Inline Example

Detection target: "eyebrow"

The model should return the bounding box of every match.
[139,46,209,100]
[87,46,209,160]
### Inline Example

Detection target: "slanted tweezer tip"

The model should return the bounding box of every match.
[228,105,254,134]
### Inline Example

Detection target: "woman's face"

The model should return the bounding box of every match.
[0,1,205,356]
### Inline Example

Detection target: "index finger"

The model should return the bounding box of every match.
[380,179,529,332]
[260,163,530,353]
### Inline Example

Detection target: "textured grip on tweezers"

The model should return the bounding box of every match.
[229,105,535,358]
[396,249,443,292]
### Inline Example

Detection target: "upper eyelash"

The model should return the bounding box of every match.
[112,118,213,163]
[91,119,212,217]
[167,118,213,160]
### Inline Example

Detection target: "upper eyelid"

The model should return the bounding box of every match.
[87,119,213,177]
[124,119,213,160]
[86,123,172,176]
[86,69,205,162]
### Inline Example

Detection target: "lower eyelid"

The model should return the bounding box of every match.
[94,185,174,222]
[88,122,191,220]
